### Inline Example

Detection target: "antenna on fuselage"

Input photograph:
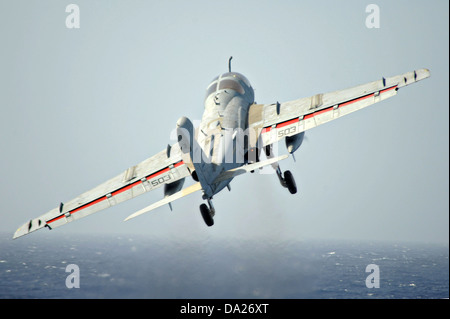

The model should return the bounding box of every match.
[228,56,233,72]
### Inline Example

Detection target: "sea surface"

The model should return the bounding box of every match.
[0,232,448,299]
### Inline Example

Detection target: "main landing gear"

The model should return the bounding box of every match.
[276,166,297,194]
[265,145,297,194]
[200,199,215,227]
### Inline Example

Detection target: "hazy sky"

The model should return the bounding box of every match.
[1,0,448,244]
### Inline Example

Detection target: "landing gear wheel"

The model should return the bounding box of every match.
[284,170,297,194]
[200,203,214,227]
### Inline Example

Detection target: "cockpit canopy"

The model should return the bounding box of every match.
[205,72,253,99]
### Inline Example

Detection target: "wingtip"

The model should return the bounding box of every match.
[12,223,28,240]
[417,68,431,80]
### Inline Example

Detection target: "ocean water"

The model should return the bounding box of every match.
[0,232,448,299]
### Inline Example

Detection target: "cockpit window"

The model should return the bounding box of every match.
[220,72,251,88]
[218,79,245,94]
[205,72,252,99]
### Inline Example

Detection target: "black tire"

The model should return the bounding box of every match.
[200,204,214,227]
[284,170,297,194]
[191,170,199,182]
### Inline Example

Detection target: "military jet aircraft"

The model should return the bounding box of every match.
[13,58,430,238]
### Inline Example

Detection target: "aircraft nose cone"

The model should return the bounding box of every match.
[176,116,193,131]
[176,116,189,128]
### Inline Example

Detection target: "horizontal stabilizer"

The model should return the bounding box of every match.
[124,182,202,222]
[213,154,289,183]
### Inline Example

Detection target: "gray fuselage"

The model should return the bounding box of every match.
[196,72,255,198]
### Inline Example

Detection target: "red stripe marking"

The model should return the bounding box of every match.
[339,93,374,107]
[263,86,398,135]
[314,106,333,116]
[262,126,271,133]
[47,196,108,224]
[379,85,398,94]
[174,160,184,168]
[111,180,142,197]
[146,167,170,181]
[48,162,183,224]
[302,106,333,121]
[71,196,108,214]
[47,214,65,224]
[277,118,299,128]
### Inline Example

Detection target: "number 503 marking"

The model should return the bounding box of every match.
[277,126,297,138]
[151,174,172,187]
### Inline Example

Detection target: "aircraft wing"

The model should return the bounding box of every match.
[248,69,430,148]
[13,143,191,239]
